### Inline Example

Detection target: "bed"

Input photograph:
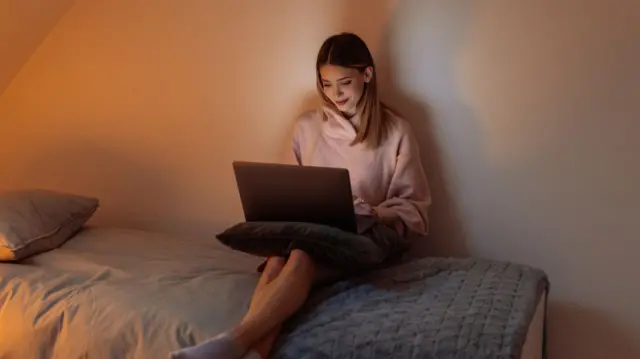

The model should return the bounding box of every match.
[0,227,547,359]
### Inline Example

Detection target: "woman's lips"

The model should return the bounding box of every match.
[336,98,349,106]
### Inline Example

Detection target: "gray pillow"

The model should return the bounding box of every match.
[216,221,390,270]
[0,189,99,261]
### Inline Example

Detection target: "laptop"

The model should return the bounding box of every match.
[232,161,357,233]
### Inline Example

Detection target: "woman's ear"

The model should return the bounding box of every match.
[364,66,374,83]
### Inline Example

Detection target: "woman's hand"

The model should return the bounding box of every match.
[353,196,379,219]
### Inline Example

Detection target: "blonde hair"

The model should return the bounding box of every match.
[316,33,393,149]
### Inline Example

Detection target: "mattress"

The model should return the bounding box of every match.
[522,291,546,359]
[0,227,546,359]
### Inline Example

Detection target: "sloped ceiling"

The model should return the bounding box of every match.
[0,0,75,96]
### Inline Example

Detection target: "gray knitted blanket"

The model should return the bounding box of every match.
[273,257,548,359]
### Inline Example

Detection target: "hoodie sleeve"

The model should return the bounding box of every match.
[291,110,317,166]
[372,126,431,236]
[292,126,302,165]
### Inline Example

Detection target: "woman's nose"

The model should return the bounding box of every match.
[334,86,343,98]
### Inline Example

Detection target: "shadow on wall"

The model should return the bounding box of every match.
[548,301,640,359]
[339,0,477,258]
[335,1,640,358]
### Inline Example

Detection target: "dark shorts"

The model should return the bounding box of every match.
[256,222,410,273]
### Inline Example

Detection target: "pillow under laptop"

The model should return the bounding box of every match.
[215,219,396,270]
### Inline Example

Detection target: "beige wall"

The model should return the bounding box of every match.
[0,0,75,96]
[1,0,638,358]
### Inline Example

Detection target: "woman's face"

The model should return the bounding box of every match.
[319,65,372,117]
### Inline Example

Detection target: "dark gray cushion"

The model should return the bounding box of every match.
[216,221,389,269]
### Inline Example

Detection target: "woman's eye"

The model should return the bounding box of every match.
[341,81,352,85]
[323,83,332,88]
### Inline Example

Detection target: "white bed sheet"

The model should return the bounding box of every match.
[0,227,263,359]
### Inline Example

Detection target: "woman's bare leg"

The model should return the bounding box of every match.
[171,251,315,359]
[247,261,345,358]
[244,259,286,359]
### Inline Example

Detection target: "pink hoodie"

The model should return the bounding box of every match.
[292,106,431,237]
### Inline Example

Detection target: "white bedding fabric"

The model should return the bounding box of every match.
[0,227,263,359]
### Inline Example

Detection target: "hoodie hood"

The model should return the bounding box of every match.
[321,105,361,140]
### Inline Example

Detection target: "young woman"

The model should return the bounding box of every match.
[172,32,431,359]
[295,32,430,241]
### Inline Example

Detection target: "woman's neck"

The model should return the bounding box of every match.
[341,108,355,119]
[324,104,360,130]
[343,111,360,130]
